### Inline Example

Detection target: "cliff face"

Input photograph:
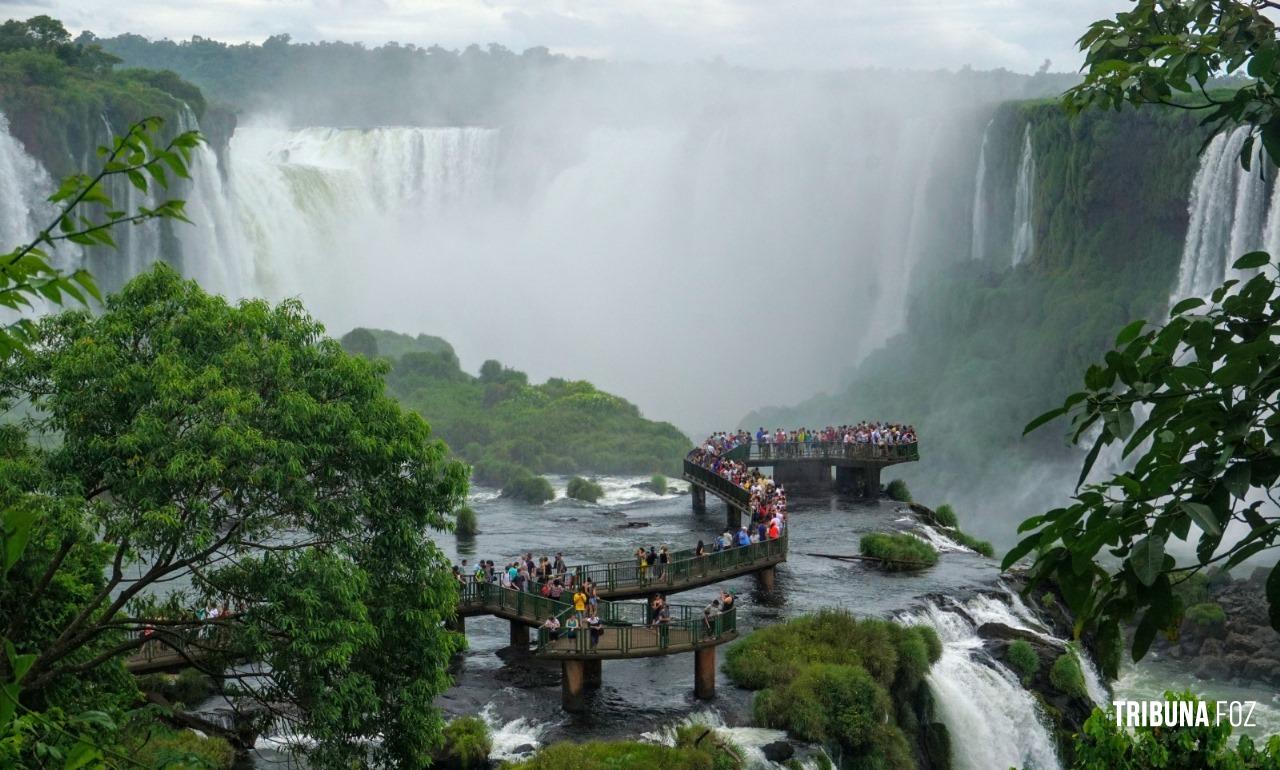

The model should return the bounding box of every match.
[744,102,1210,544]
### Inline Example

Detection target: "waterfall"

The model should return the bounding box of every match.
[1173,126,1277,304]
[970,122,991,261]
[0,112,54,249]
[1011,124,1036,267]
[900,592,1067,770]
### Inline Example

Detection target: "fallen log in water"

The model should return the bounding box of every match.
[805,552,933,569]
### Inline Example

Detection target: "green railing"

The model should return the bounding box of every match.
[750,440,919,463]
[535,605,737,655]
[568,532,787,593]
[683,458,752,509]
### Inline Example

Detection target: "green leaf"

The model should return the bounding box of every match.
[1180,501,1221,537]
[1024,406,1068,435]
[1130,535,1165,587]
[1233,251,1271,270]
[1115,319,1147,346]
[1169,297,1206,316]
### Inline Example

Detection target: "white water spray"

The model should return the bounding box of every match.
[970,121,991,261]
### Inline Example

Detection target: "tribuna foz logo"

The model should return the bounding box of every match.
[1112,700,1258,728]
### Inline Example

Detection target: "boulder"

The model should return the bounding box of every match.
[761,741,794,762]
[512,744,536,755]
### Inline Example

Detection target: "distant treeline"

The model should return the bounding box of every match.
[85,29,1083,128]
[341,328,691,488]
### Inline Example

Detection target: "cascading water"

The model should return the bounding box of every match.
[1173,126,1280,304]
[0,112,53,248]
[900,593,1068,770]
[970,121,991,261]
[1010,124,1036,267]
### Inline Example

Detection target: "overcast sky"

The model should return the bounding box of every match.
[2,0,1125,73]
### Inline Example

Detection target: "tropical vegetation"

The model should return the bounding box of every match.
[506,725,743,770]
[859,533,939,571]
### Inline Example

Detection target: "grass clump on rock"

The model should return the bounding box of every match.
[1006,640,1040,684]
[433,715,491,770]
[567,475,604,503]
[501,470,555,504]
[886,479,912,502]
[507,727,742,770]
[1049,650,1089,701]
[860,532,939,571]
[647,473,668,495]
[454,505,479,536]
[1185,602,1226,634]
[724,610,943,770]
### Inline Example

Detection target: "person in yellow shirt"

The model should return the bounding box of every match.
[572,587,587,616]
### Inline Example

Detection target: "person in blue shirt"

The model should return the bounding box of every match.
[735,527,751,547]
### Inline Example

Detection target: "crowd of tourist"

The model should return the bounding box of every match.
[753,422,917,458]
[687,432,789,533]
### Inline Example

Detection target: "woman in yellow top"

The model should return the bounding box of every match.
[572,588,587,615]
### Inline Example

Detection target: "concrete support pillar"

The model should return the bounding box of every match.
[725,506,742,532]
[756,565,776,592]
[691,485,706,514]
[562,660,586,712]
[583,658,602,689]
[509,620,529,649]
[835,465,883,498]
[694,646,716,700]
[774,462,830,491]
[865,466,882,498]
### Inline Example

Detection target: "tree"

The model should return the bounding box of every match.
[339,327,379,358]
[0,265,469,768]
[1010,0,1280,677]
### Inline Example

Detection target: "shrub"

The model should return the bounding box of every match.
[501,470,555,504]
[1006,640,1040,684]
[1185,602,1226,633]
[1172,571,1211,607]
[1040,592,1057,608]
[128,725,235,770]
[860,532,938,570]
[1049,651,1088,701]
[506,738,739,769]
[455,505,478,536]
[952,530,995,557]
[933,503,958,528]
[886,479,912,502]
[648,474,668,495]
[434,715,491,770]
[136,669,213,707]
[566,476,604,503]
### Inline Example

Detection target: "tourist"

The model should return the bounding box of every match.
[572,585,587,617]
[636,547,649,582]
[553,552,566,575]
[658,545,669,580]
[541,615,561,641]
[565,613,580,640]
[720,589,734,612]
[588,584,600,613]
[586,610,603,649]
[695,540,705,557]
[702,599,721,635]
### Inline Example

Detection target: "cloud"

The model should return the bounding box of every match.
[0,0,1123,73]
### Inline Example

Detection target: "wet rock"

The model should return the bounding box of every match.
[617,521,651,529]
[512,744,536,755]
[761,741,794,762]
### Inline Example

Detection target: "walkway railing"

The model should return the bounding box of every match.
[749,440,919,463]
[569,532,787,593]
[535,604,736,656]
[683,458,752,509]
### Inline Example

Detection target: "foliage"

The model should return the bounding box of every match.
[724,611,940,770]
[860,533,939,571]
[1049,692,1280,770]
[0,114,199,358]
[648,474,668,496]
[1185,602,1227,633]
[0,265,469,768]
[1049,651,1088,701]
[504,735,741,770]
[1009,0,1280,679]
[124,724,234,770]
[566,476,604,503]
[454,505,479,537]
[377,341,690,484]
[339,328,378,358]
[0,16,214,179]
[347,327,453,361]
[933,504,958,528]
[433,716,491,770]
[886,480,912,502]
[501,471,555,505]
[1006,640,1040,684]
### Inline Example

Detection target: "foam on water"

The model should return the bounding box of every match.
[481,702,555,761]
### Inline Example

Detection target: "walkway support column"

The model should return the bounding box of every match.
[691,486,706,514]
[562,660,586,712]
[694,646,716,699]
[510,621,529,649]
[756,565,776,592]
[583,659,602,689]
[726,506,742,532]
